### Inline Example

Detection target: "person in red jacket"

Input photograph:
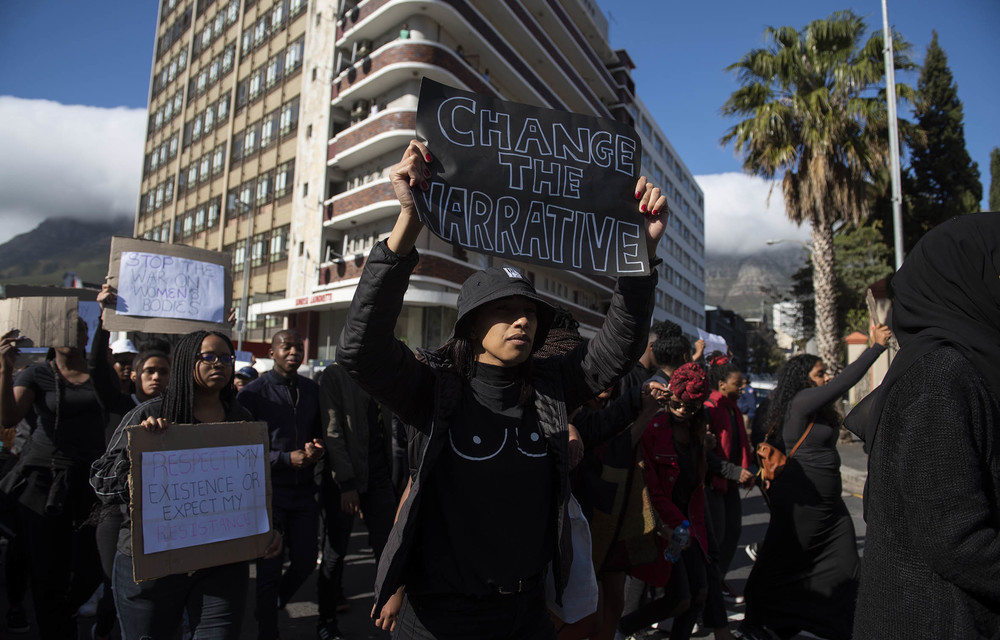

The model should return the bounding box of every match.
[704,357,752,603]
[620,363,735,640]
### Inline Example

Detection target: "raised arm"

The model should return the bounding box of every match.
[558,178,667,410]
[790,324,890,418]
[336,142,436,429]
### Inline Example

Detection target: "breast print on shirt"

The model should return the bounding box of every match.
[449,418,548,461]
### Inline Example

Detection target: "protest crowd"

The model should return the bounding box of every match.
[0,136,997,640]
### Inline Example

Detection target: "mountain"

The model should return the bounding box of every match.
[705,245,806,318]
[0,216,134,287]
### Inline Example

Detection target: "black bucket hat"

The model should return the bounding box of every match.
[453,265,555,353]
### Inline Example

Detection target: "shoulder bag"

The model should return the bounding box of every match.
[756,420,813,486]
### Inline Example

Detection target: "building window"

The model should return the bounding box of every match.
[285,39,303,72]
[244,127,257,155]
[275,160,294,198]
[260,117,274,148]
[256,173,271,204]
[212,145,225,174]
[233,243,246,271]
[199,156,210,182]
[208,199,221,227]
[279,98,298,135]
[248,71,262,100]
[251,232,267,267]
[217,94,229,121]
[269,225,288,262]
[195,206,206,231]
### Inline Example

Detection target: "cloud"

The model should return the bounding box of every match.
[0,96,146,244]
[695,172,811,255]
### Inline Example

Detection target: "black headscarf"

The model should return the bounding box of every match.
[845,212,1000,450]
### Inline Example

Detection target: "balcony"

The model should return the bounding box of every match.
[327,108,416,169]
[322,180,397,229]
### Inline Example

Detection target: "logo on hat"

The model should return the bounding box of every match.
[502,266,524,280]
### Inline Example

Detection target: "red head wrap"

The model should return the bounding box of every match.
[669,362,709,404]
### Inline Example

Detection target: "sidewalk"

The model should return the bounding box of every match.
[838,439,868,496]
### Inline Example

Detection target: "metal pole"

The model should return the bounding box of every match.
[882,0,905,270]
[237,202,253,351]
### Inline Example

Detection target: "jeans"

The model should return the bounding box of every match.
[317,471,397,621]
[113,552,248,640]
[393,587,555,640]
[254,486,319,639]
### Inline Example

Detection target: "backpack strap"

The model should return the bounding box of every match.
[787,421,815,459]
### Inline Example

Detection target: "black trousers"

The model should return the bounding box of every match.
[393,587,556,640]
[254,486,318,639]
[18,469,102,640]
[316,472,397,622]
[619,546,708,640]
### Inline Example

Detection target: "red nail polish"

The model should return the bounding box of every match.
[635,191,642,198]
[652,209,659,215]
[640,204,646,213]
[425,154,432,162]
[421,181,429,190]
[423,168,431,177]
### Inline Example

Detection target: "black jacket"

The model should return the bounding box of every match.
[238,370,322,489]
[853,348,1000,640]
[318,362,393,494]
[335,240,657,613]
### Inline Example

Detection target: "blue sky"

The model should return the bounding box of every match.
[0,0,996,251]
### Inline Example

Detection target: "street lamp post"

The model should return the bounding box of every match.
[234,200,254,352]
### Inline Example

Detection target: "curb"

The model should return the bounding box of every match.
[841,464,867,496]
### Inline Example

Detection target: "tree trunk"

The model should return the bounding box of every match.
[811,220,840,372]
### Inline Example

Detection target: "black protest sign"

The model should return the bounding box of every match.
[413,79,647,276]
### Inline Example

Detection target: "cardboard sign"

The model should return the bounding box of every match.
[105,236,232,335]
[127,421,272,581]
[0,297,79,347]
[413,79,647,276]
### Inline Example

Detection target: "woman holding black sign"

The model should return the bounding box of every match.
[336,139,667,639]
[90,330,282,640]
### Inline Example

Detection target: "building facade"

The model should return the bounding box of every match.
[136,0,705,357]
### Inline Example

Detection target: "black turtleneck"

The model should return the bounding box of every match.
[408,361,554,596]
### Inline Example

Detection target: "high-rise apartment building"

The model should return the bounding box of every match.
[136,0,705,357]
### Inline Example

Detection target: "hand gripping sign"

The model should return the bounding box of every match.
[413,79,648,277]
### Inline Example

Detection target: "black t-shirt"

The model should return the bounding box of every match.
[408,363,554,596]
[15,363,106,467]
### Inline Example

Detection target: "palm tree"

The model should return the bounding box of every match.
[722,11,912,370]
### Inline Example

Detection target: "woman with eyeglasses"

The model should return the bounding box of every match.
[620,363,735,640]
[739,323,890,640]
[91,330,282,640]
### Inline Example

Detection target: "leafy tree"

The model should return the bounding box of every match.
[722,11,913,371]
[835,221,894,335]
[908,31,982,246]
[990,147,1000,211]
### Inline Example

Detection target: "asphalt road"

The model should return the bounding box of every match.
[2,487,866,640]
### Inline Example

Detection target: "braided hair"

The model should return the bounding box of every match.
[651,321,692,370]
[764,354,839,437]
[158,331,235,423]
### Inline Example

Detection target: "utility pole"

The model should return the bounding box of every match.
[237,200,253,351]
[882,0,905,270]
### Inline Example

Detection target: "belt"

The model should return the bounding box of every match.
[490,572,543,595]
